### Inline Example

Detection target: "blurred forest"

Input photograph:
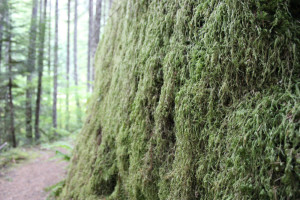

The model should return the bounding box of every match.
[0,0,113,147]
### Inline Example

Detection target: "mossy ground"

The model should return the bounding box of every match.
[61,0,299,199]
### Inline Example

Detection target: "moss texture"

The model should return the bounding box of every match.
[61,0,300,199]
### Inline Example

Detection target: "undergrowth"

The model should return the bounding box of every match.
[61,0,300,199]
[0,148,31,169]
[44,140,73,199]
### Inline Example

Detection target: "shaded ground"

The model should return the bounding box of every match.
[0,149,68,200]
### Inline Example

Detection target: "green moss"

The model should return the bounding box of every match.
[60,0,300,199]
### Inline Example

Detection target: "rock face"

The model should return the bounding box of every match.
[61,0,299,199]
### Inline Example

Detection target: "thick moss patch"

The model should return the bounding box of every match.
[61,0,300,199]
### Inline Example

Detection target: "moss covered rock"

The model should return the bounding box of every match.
[61,0,299,199]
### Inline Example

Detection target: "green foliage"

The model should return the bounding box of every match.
[45,180,66,200]
[41,140,73,162]
[0,0,87,147]
[42,140,73,199]
[61,0,300,199]
[0,148,30,168]
[55,150,71,162]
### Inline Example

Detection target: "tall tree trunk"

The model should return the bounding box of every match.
[66,0,70,130]
[25,0,39,143]
[109,0,113,10]
[34,0,47,141]
[53,0,58,134]
[47,0,51,109]
[74,0,81,124]
[6,3,16,148]
[91,0,102,85]
[87,0,93,92]
[0,23,2,72]
[39,0,42,21]
[48,0,51,79]
[0,1,5,143]
[3,0,9,145]
[0,2,3,71]
[8,42,16,148]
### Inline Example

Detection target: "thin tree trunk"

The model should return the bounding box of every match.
[8,45,16,148]
[53,0,58,134]
[35,0,47,141]
[0,1,6,143]
[87,0,93,92]
[0,24,2,72]
[0,6,3,71]
[0,0,5,71]
[6,4,16,148]
[92,0,102,85]
[39,0,42,21]
[47,0,51,108]
[0,14,2,142]
[48,0,51,78]
[103,0,105,26]
[109,0,113,10]
[25,0,39,143]
[65,0,70,130]
[3,0,9,144]
[74,0,81,124]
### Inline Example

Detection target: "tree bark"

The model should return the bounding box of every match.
[87,0,93,92]
[53,0,58,134]
[91,0,102,85]
[25,0,38,143]
[2,0,9,145]
[109,0,113,10]
[8,43,16,148]
[66,0,70,130]
[47,0,51,100]
[74,0,81,124]
[0,23,2,72]
[34,0,47,141]
[6,3,16,148]
[0,2,3,71]
[0,1,5,144]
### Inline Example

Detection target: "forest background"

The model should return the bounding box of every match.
[0,0,113,148]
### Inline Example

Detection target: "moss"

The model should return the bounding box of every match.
[60,0,300,199]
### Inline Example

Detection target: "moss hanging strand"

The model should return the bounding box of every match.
[60,0,300,199]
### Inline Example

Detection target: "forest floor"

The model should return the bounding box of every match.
[0,148,68,200]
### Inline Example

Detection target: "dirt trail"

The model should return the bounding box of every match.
[0,149,68,200]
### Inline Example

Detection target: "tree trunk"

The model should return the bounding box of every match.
[0,1,5,143]
[25,0,39,143]
[91,0,102,85]
[0,23,2,72]
[109,0,113,10]
[6,3,16,148]
[48,0,51,83]
[87,0,93,92]
[0,2,3,71]
[93,0,102,55]
[73,0,81,124]
[65,0,70,130]
[34,0,47,141]
[8,42,16,148]
[2,0,9,145]
[53,0,58,134]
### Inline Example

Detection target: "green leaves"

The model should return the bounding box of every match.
[55,150,71,161]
